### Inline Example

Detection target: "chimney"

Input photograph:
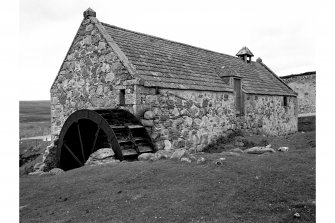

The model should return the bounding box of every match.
[236,46,254,63]
[84,8,96,18]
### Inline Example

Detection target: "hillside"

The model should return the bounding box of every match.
[20,132,315,223]
[19,100,50,123]
[19,100,51,169]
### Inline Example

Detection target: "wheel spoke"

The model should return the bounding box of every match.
[76,122,86,162]
[63,142,83,166]
[90,126,100,155]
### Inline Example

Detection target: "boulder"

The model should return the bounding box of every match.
[220,151,241,156]
[141,119,154,127]
[144,110,155,120]
[278,147,289,152]
[85,148,118,166]
[188,155,197,161]
[49,168,64,175]
[170,149,186,160]
[138,153,155,161]
[181,157,192,163]
[28,170,47,176]
[154,150,173,160]
[88,148,115,160]
[229,148,244,153]
[244,146,276,154]
[163,140,172,151]
[85,157,120,166]
[196,157,206,164]
[149,155,159,162]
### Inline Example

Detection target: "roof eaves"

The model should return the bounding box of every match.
[257,61,298,96]
[143,80,233,92]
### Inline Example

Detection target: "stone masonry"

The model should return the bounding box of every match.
[281,71,316,115]
[48,9,298,170]
[50,17,134,140]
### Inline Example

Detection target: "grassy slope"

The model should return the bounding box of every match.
[19,100,50,123]
[19,100,51,138]
[20,132,315,223]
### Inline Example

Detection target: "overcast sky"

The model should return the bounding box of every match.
[19,0,316,100]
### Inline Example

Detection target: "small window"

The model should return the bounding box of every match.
[155,87,160,95]
[283,96,288,107]
[119,89,125,105]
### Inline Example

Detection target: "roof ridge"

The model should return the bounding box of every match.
[101,22,239,61]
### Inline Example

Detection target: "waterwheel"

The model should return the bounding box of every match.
[57,109,155,171]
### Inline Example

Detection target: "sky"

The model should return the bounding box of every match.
[19,0,316,100]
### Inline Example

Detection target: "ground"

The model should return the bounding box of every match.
[19,101,50,174]
[19,101,315,222]
[20,131,315,223]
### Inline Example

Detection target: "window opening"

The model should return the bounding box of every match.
[283,96,288,107]
[119,89,125,105]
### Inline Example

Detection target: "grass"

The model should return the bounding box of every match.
[19,100,51,176]
[19,100,50,138]
[19,100,50,123]
[20,121,50,138]
[203,130,269,153]
[20,131,315,223]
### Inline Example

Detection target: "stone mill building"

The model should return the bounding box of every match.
[46,8,298,170]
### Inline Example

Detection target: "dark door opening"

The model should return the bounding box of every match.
[234,78,244,115]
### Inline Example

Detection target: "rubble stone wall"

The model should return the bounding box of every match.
[136,88,298,152]
[137,89,236,152]
[281,73,316,114]
[244,95,297,136]
[50,18,134,140]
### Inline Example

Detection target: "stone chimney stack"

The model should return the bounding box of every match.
[236,46,254,63]
[84,8,96,18]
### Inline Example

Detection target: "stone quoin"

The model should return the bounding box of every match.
[44,8,298,171]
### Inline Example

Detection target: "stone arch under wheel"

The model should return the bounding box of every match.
[57,109,155,171]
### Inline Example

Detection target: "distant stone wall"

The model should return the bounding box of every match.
[281,72,316,114]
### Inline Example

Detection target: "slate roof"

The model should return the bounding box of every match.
[101,22,297,96]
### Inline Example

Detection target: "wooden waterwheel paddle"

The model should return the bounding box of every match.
[57,109,155,171]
